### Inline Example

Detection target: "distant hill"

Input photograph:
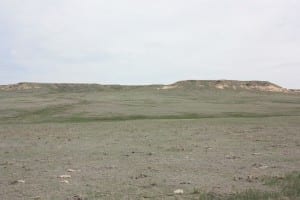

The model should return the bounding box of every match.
[0,80,298,93]
[0,82,131,92]
[158,80,293,93]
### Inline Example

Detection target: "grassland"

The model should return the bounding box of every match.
[0,81,299,199]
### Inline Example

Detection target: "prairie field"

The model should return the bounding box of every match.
[0,82,300,199]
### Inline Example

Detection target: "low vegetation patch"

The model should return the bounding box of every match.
[197,172,300,200]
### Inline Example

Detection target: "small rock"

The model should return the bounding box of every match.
[247,175,259,182]
[150,183,157,186]
[233,176,243,181]
[174,189,184,194]
[67,169,80,172]
[225,155,239,159]
[58,175,71,178]
[259,165,269,169]
[66,195,83,200]
[252,153,261,155]
[180,181,191,185]
[10,180,25,185]
[134,174,148,179]
[71,195,83,200]
[9,181,18,185]
[60,179,70,184]
[274,175,285,179]
[252,163,268,169]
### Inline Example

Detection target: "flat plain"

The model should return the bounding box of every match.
[0,81,299,199]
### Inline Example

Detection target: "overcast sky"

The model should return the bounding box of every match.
[0,0,299,88]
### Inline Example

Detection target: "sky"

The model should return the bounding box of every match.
[0,0,299,88]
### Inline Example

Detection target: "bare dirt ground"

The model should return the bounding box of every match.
[0,82,299,199]
[1,118,299,199]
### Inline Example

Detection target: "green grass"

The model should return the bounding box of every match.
[2,106,300,124]
[1,84,299,124]
[197,172,300,200]
[197,190,278,200]
[265,172,300,199]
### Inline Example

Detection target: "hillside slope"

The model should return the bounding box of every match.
[0,80,297,93]
[0,80,299,124]
[158,80,291,93]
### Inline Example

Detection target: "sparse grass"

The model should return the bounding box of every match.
[0,84,300,199]
[2,111,299,124]
[196,190,278,200]
[197,172,300,200]
[225,190,279,200]
[1,84,299,124]
[198,192,219,200]
[192,188,202,194]
[265,172,300,199]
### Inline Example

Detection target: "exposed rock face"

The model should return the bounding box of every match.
[0,82,41,91]
[158,85,179,90]
[159,80,291,93]
[0,82,103,91]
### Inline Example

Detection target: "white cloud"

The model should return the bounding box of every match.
[0,0,299,87]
